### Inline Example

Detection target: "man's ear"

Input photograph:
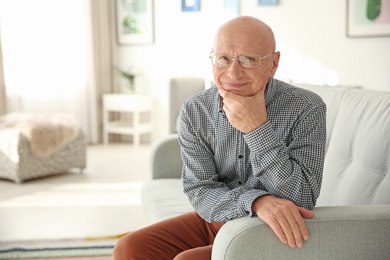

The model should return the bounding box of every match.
[269,51,280,76]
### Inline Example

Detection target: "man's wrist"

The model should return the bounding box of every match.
[251,194,272,214]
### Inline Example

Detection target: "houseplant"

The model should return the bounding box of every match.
[114,66,136,94]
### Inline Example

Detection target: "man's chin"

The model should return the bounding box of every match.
[217,84,253,96]
[220,84,251,96]
[230,90,243,95]
[230,89,253,97]
[220,86,245,95]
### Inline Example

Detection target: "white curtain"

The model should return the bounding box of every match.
[0,0,114,143]
[0,32,6,115]
[88,0,116,143]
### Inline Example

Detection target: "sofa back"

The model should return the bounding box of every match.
[169,77,205,134]
[297,84,390,206]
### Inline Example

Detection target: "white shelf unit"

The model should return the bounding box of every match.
[103,94,153,145]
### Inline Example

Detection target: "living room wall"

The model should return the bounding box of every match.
[114,0,390,139]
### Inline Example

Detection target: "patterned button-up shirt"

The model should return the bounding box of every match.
[178,78,326,223]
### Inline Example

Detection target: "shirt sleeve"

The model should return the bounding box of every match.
[179,107,265,222]
[244,105,326,210]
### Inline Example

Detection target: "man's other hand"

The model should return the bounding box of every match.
[252,195,314,248]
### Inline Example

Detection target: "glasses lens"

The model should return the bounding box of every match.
[211,55,230,68]
[238,54,260,68]
[210,53,265,68]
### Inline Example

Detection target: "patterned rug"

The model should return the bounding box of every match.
[0,234,128,260]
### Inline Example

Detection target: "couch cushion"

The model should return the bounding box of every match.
[295,84,359,151]
[316,88,390,206]
[141,179,193,223]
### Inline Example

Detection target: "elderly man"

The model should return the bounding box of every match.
[113,16,326,260]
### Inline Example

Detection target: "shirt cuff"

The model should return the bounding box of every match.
[239,189,269,217]
[244,121,279,154]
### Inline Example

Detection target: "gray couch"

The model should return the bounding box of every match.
[142,80,390,259]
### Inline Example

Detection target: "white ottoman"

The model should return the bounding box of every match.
[0,113,87,183]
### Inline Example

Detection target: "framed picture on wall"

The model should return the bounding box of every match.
[258,0,279,5]
[182,0,200,12]
[116,0,154,45]
[347,0,390,37]
[224,0,240,16]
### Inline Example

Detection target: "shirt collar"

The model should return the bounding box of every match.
[218,91,223,113]
[264,78,277,107]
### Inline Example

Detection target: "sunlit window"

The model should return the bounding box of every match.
[0,0,88,98]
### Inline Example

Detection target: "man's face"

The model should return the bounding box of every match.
[212,26,279,97]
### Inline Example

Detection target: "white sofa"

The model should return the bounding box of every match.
[142,81,390,259]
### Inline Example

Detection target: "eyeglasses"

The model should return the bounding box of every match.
[209,52,274,69]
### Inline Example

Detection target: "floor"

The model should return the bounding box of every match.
[0,144,151,242]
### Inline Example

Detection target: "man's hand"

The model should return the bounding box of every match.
[218,89,267,133]
[252,195,314,248]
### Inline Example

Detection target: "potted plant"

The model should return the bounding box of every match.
[114,66,136,94]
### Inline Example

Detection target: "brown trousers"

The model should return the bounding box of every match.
[112,211,225,260]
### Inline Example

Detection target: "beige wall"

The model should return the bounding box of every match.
[114,0,390,140]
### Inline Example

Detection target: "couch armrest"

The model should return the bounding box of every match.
[150,134,182,179]
[212,205,390,260]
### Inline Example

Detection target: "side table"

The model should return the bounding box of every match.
[103,94,153,145]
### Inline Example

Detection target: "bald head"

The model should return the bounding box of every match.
[213,16,276,55]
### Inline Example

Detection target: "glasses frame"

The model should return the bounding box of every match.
[209,52,274,69]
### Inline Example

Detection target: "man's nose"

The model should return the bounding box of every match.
[226,59,244,78]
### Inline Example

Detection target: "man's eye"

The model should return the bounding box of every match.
[218,56,230,62]
[241,55,257,63]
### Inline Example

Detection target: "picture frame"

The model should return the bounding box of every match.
[347,0,390,38]
[258,0,279,6]
[182,0,200,12]
[115,0,154,45]
[224,0,240,17]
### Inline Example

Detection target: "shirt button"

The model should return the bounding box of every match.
[238,155,243,159]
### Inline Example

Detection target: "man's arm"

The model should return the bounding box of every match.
[179,105,268,222]
[219,88,325,208]
[220,88,326,248]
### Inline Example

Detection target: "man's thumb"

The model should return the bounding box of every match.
[298,207,315,219]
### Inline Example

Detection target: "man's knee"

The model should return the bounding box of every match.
[173,245,213,260]
[112,232,139,260]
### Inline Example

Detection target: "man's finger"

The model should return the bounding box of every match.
[297,207,314,240]
[298,207,315,219]
[263,216,288,245]
[278,212,299,248]
[288,211,305,248]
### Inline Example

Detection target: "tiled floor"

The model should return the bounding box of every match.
[0,144,151,241]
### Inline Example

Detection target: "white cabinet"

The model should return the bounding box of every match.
[103,94,152,145]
